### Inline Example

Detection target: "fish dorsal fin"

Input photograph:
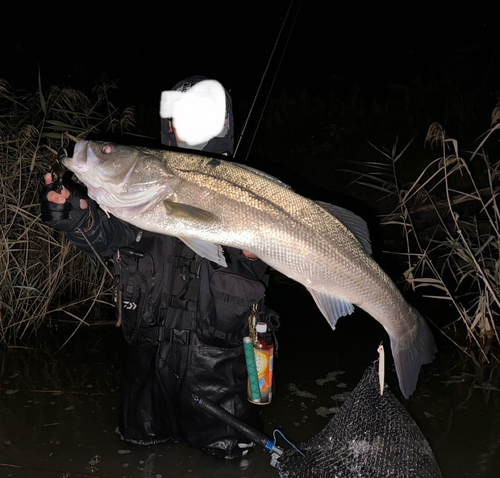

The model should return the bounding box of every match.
[307,288,355,330]
[315,201,372,255]
[163,200,218,222]
[178,236,228,267]
[235,164,293,190]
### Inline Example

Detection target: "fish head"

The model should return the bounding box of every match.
[63,140,174,216]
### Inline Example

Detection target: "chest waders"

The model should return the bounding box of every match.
[113,231,275,458]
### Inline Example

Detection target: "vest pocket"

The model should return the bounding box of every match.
[196,260,266,348]
[114,246,157,344]
[116,269,152,344]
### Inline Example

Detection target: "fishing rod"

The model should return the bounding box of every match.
[194,394,283,457]
[234,0,303,161]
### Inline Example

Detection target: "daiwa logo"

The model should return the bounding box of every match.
[123,301,137,310]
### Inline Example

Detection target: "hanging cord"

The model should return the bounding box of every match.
[234,0,303,160]
[273,429,305,457]
[78,228,114,279]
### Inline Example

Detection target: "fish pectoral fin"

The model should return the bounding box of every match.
[179,237,227,267]
[163,200,218,222]
[307,288,355,330]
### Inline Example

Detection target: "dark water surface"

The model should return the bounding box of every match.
[1,282,499,477]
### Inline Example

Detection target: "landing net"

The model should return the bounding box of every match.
[275,364,442,478]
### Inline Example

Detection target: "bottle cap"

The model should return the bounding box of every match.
[256,322,267,333]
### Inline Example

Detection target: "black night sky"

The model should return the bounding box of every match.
[2,0,498,220]
[3,1,498,142]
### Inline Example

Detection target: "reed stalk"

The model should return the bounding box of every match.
[349,121,500,365]
[0,77,134,345]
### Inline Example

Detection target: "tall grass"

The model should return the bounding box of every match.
[0,78,134,345]
[351,120,500,366]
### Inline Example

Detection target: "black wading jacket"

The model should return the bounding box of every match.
[63,76,275,458]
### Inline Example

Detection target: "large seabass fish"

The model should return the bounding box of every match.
[63,140,437,398]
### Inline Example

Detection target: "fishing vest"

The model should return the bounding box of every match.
[113,230,274,347]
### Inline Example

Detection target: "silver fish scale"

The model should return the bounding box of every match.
[159,152,413,325]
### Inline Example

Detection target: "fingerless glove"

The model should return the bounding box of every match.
[40,180,91,232]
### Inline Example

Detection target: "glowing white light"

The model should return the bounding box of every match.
[160,80,226,145]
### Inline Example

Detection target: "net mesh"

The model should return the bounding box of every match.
[276,364,442,478]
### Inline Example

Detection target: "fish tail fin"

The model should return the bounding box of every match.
[389,307,437,399]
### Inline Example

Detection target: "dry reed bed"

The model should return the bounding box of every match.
[0,78,133,345]
[353,121,500,366]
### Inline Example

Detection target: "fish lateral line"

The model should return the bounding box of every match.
[169,168,303,221]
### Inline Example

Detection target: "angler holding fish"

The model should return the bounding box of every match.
[40,75,437,459]
[41,76,277,459]
[62,137,437,398]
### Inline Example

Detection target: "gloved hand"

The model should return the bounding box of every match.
[40,173,90,232]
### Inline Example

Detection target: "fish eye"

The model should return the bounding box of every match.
[102,143,117,154]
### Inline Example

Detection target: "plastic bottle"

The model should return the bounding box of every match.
[243,336,261,403]
[252,322,274,404]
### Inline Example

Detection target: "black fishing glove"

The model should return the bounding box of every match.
[40,178,90,232]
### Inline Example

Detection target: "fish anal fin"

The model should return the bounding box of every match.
[179,236,227,267]
[307,288,355,330]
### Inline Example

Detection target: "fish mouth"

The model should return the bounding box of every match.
[62,140,89,171]
[73,139,89,162]
[62,140,102,175]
